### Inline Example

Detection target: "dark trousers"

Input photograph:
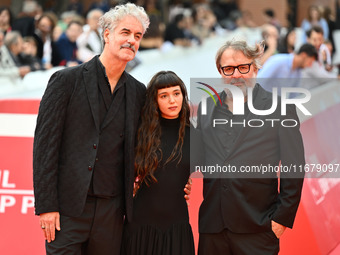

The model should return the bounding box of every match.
[46,196,124,255]
[198,228,280,255]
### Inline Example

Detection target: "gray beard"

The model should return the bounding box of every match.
[225,86,247,99]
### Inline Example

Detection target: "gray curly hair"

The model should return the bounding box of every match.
[99,3,150,41]
[215,40,265,71]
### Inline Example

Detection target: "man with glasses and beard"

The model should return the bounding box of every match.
[196,40,305,255]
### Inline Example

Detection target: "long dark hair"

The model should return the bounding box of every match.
[0,6,13,27]
[135,71,190,190]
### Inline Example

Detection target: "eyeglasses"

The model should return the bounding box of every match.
[220,62,253,76]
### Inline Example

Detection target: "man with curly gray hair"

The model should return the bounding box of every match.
[33,3,150,255]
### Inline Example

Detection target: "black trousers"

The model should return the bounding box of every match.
[198,228,280,255]
[46,196,124,255]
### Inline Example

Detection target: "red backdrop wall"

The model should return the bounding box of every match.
[1,99,339,254]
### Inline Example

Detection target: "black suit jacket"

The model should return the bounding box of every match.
[33,57,146,220]
[197,84,305,234]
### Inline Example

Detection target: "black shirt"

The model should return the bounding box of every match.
[97,56,126,126]
[88,56,126,198]
[213,85,259,159]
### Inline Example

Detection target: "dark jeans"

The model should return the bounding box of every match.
[46,196,124,255]
[198,228,280,255]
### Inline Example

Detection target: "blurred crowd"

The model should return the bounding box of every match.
[1,0,340,86]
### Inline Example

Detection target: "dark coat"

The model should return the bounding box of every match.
[33,57,146,220]
[197,84,305,234]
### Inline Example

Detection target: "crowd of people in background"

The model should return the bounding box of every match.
[1,0,340,86]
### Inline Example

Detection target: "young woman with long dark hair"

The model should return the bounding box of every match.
[121,71,195,255]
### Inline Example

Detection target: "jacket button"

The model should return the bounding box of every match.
[120,133,123,137]
[93,144,97,149]
[88,166,93,171]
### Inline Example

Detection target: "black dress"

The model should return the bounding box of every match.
[121,117,195,255]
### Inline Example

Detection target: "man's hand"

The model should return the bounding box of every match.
[184,177,192,202]
[271,220,286,239]
[40,212,61,243]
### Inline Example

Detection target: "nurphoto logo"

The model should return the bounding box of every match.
[194,80,312,128]
[197,82,311,116]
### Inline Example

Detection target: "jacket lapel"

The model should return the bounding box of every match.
[124,77,137,141]
[83,58,100,132]
[200,96,216,130]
